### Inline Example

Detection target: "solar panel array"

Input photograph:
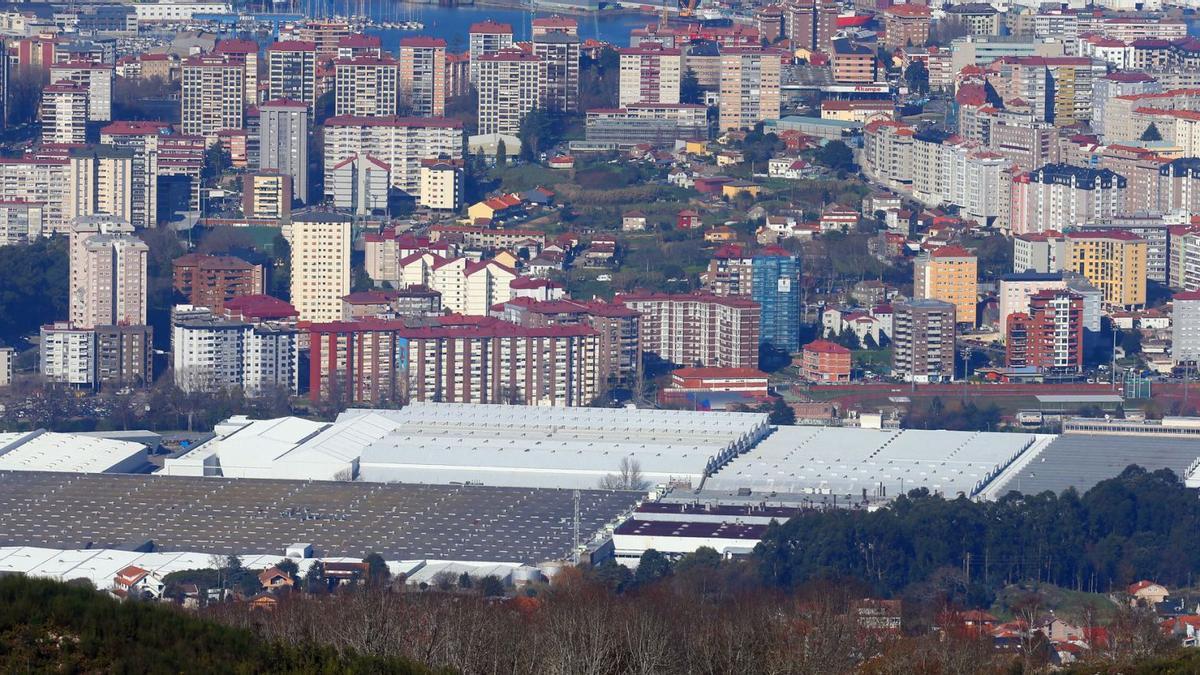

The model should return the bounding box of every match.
[703,426,1042,499]
[0,471,641,564]
[995,433,1200,496]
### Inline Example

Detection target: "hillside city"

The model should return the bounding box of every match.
[4,0,1200,671]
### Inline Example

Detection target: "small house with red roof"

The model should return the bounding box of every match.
[677,209,702,229]
[1129,580,1170,606]
[113,565,165,600]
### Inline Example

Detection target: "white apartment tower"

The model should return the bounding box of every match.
[476,49,542,137]
[181,55,245,142]
[289,212,352,323]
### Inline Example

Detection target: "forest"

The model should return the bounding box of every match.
[755,465,1200,602]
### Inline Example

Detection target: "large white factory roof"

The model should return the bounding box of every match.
[703,426,1055,500]
[0,430,148,474]
[356,402,770,489]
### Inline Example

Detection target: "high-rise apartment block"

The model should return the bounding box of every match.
[322,115,463,201]
[213,39,259,107]
[618,45,682,107]
[41,81,88,145]
[719,48,781,130]
[49,61,113,121]
[1010,165,1126,235]
[787,0,838,52]
[533,31,580,113]
[419,162,463,211]
[914,245,979,327]
[617,293,761,369]
[1005,289,1083,373]
[242,171,293,219]
[266,40,317,109]
[334,56,398,117]
[1065,230,1147,309]
[68,215,146,330]
[881,5,931,50]
[66,146,135,224]
[495,297,641,386]
[181,55,245,141]
[476,49,542,136]
[1173,291,1200,364]
[289,212,352,323]
[751,248,801,352]
[892,299,956,383]
[259,99,309,204]
[468,20,514,84]
[172,305,298,395]
[398,36,447,117]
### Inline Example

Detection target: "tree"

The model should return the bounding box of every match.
[518,109,564,161]
[478,575,505,597]
[680,68,703,104]
[1141,123,1163,142]
[270,233,291,301]
[1121,329,1143,356]
[904,61,929,95]
[303,561,325,593]
[458,572,473,589]
[674,546,722,575]
[495,138,507,168]
[363,552,390,587]
[768,397,796,426]
[635,549,672,586]
[275,558,299,581]
[599,456,650,490]
[814,141,855,174]
[202,144,231,185]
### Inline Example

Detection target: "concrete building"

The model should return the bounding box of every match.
[583,104,710,148]
[328,154,390,215]
[617,293,760,369]
[892,299,956,383]
[266,40,317,109]
[172,307,298,395]
[288,212,351,323]
[258,100,309,204]
[322,115,463,201]
[1065,230,1148,309]
[398,36,446,117]
[181,55,244,142]
[618,45,682,107]
[495,297,641,386]
[998,272,1068,333]
[1080,217,1170,285]
[831,41,877,84]
[418,162,462,211]
[0,346,12,387]
[1092,72,1160,138]
[0,158,69,235]
[1013,230,1067,274]
[66,146,135,224]
[786,0,838,52]
[1006,289,1083,373]
[95,323,152,390]
[0,201,44,245]
[718,48,781,130]
[476,49,542,137]
[99,120,177,229]
[751,248,801,352]
[1172,291,1200,364]
[1011,164,1126,235]
[49,61,113,121]
[41,81,88,145]
[212,39,259,107]
[334,56,398,117]
[532,29,580,113]
[799,339,851,383]
[40,322,95,387]
[468,20,514,84]
[241,170,292,220]
[914,246,978,327]
[881,5,931,51]
[68,216,145,329]
[172,252,264,315]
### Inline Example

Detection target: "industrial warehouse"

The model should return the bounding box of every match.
[4,404,1200,573]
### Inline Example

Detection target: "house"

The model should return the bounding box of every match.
[622,210,648,231]
[258,566,295,591]
[959,609,998,636]
[548,155,575,169]
[677,209,702,229]
[854,598,902,631]
[1162,615,1200,647]
[581,239,617,267]
[695,176,734,194]
[466,193,523,223]
[1129,580,1170,606]
[721,180,762,199]
[768,157,815,179]
[716,150,745,166]
[820,206,859,233]
[705,226,738,243]
[323,561,370,586]
[521,186,555,206]
[113,565,165,600]
[667,168,694,188]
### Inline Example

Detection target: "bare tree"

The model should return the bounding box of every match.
[599,456,650,490]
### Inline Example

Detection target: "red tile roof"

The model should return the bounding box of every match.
[804,339,851,355]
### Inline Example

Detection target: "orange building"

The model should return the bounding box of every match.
[914,245,979,326]
[799,339,852,383]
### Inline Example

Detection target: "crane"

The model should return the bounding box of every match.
[678,0,701,18]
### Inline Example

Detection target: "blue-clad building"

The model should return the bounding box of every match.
[751,248,801,352]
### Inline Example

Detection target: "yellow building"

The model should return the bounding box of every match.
[722,181,762,199]
[684,139,710,155]
[288,211,351,323]
[1066,230,1147,309]
[913,245,978,326]
[419,162,462,211]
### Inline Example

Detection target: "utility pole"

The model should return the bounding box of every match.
[572,489,580,565]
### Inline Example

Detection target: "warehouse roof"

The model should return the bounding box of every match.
[991,434,1200,496]
[0,430,149,474]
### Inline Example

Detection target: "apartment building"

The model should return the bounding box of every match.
[66,146,135,224]
[718,48,781,130]
[0,201,44,245]
[419,162,462,211]
[328,154,389,215]
[181,55,245,141]
[307,318,600,407]
[1013,230,1067,273]
[213,39,259,106]
[1010,164,1126,235]
[618,45,682,107]
[1065,230,1147,309]
[881,4,931,51]
[892,299,956,383]
[259,99,309,204]
[99,120,174,229]
[476,49,542,137]
[69,215,145,329]
[468,20,514,84]
[95,324,153,390]
[494,297,641,386]
[398,36,447,117]
[1091,72,1160,137]
[289,212,352,323]
[172,307,298,395]
[40,322,96,387]
[751,248,801,352]
[0,157,69,235]
[48,61,113,121]
[266,40,317,109]
[532,24,580,113]
[914,246,978,327]
[322,115,463,201]
[616,292,761,369]
[41,81,88,145]
[283,20,352,59]
[799,339,851,383]
[172,252,264,315]
[1173,291,1200,364]
[1005,289,1083,373]
[334,56,398,117]
[584,104,710,147]
[831,41,877,84]
[786,0,838,52]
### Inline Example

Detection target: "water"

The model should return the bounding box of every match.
[306,0,654,48]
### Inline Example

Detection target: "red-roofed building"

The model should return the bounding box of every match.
[113,565,165,600]
[616,292,760,369]
[798,339,851,383]
[494,297,640,384]
[223,295,299,323]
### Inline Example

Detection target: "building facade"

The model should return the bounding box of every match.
[892,299,956,383]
